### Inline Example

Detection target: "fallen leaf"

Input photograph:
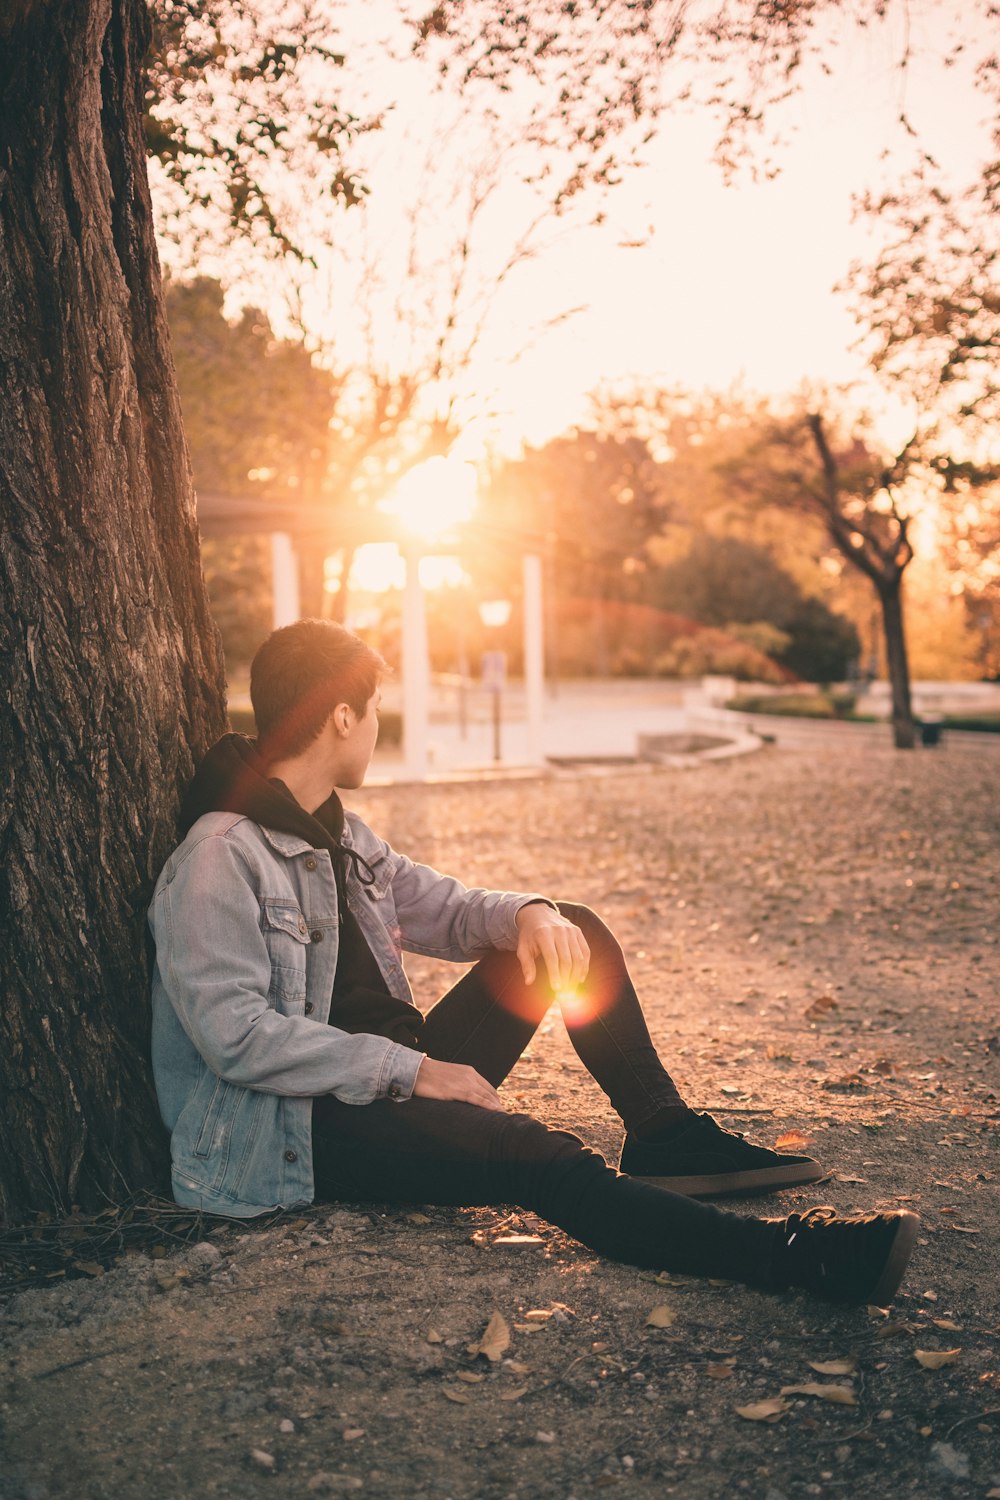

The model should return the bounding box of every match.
[492,1234,545,1248]
[775,1130,812,1151]
[285,1219,309,1232]
[914,1348,961,1369]
[706,1363,735,1379]
[469,1311,510,1362]
[735,1398,788,1423]
[808,1359,856,1376]
[876,1321,914,1340]
[503,1360,532,1375]
[720,1085,743,1095]
[781,1383,856,1406]
[948,1226,979,1234]
[441,1388,471,1404]
[921,1290,939,1302]
[500,1387,528,1402]
[456,1371,484,1384]
[71,1260,105,1278]
[523,1309,553,1321]
[426,1330,443,1344]
[646,1304,677,1328]
[932,1319,962,1331]
[341,1428,365,1441]
[406,1212,432,1224]
[250,1448,276,1470]
[805,995,838,1019]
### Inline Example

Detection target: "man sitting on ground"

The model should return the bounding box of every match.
[149,620,918,1305]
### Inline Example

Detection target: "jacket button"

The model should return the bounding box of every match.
[305,856,317,871]
[388,1085,403,1100]
[284,1149,298,1163]
[304,1001,314,1015]
[297,919,307,934]
[310,929,323,943]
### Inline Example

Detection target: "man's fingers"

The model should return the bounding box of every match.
[518,943,537,985]
[412,1058,505,1111]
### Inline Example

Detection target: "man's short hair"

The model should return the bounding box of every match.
[249,620,386,760]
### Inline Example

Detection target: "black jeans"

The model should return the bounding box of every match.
[312,904,777,1283]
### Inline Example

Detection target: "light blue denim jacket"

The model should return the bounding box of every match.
[149,808,546,1216]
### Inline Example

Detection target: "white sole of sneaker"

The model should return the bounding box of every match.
[631,1161,829,1198]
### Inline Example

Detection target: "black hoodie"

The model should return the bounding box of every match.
[181,735,424,1050]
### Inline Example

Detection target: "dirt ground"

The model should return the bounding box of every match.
[2,742,998,1500]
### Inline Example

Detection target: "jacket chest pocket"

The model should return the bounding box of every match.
[261,901,312,992]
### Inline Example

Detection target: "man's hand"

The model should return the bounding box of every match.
[411,1057,505,1111]
[515,903,590,990]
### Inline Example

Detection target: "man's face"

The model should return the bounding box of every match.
[335,690,381,789]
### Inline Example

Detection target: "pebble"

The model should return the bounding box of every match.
[279,1419,295,1434]
[535,1431,556,1444]
[250,1448,276,1470]
[930,1442,971,1480]
[186,1241,222,1268]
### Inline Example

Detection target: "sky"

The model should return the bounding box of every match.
[167,2,996,458]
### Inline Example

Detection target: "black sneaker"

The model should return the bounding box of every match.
[772,1205,919,1305]
[619,1111,826,1197]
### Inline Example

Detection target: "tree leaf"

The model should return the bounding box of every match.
[456,1371,484,1383]
[781,1383,857,1405]
[775,1130,812,1151]
[501,1387,528,1402]
[441,1388,471,1404]
[808,1359,856,1376]
[469,1311,510,1362]
[914,1348,961,1369]
[735,1398,788,1422]
[706,1362,735,1378]
[646,1304,676,1328]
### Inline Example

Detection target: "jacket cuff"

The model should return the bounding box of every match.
[377,1042,425,1103]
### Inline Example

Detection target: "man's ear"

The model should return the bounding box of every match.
[331,703,354,738]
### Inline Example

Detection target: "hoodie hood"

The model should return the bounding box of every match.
[179,733,345,847]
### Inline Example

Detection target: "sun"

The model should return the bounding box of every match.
[378,455,478,543]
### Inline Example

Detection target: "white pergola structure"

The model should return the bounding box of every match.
[399,546,546,780]
[196,490,547,779]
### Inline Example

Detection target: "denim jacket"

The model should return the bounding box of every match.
[149,808,545,1216]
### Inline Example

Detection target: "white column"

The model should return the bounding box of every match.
[402,544,429,781]
[523,553,545,765]
[271,532,300,628]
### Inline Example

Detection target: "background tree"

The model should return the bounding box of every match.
[653,533,860,684]
[486,430,666,677]
[725,409,921,746]
[166,276,337,656]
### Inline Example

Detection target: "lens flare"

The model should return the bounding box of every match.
[555,987,597,1026]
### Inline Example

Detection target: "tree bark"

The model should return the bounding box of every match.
[878,581,917,750]
[0,0,227,1220]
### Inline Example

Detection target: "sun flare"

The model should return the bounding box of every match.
[379,455,478,543]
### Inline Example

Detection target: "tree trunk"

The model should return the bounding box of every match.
[878,580,917,750]
[0,0,227,1221]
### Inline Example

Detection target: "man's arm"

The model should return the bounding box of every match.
[151,833,422,1105]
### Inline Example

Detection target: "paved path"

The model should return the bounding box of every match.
[369,678,1000,780]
